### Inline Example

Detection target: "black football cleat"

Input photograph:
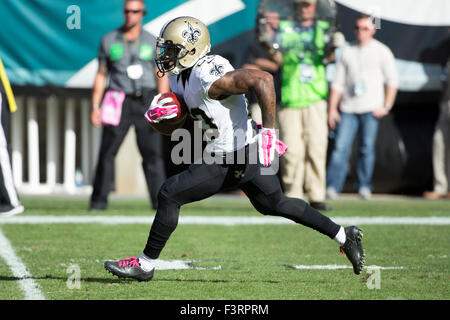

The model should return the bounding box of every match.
[340,226,365,275]
[104,257,154,281]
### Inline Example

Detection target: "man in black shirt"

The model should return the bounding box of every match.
[90,0,169,211]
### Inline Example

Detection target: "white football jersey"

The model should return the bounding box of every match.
[169,55,249,153]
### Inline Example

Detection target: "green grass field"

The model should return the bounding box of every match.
[0,196,449,301]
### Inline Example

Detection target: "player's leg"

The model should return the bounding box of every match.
[356,113,379,199]
[241,169,365,274]
[278,107,305,198]
[104,162,228,280]
[326,112,359,196]
[242,171,340,238]
[89,114,131,210]
[143,161,234,258]
[303,100,328,206]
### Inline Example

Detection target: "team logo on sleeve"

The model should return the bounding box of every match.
[210,62,224,77]
[182,22,201,44]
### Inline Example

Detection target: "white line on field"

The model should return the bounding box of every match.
[0,228,45,300]
[285,264,405,270]
[0,215,449,225]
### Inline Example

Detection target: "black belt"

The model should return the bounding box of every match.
[126,88,156,99]
[126,91,143,99]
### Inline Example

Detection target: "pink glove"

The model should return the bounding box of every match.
[254,122,288,157]
[276,139,288,156]
[144,93,179,124]
[258,128,276,167]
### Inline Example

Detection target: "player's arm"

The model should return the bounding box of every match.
[91,63,108,127]
[154,67,170,94]
[208,68,276,129]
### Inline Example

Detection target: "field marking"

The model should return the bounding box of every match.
[1,215,450,225]
[0,228,45,300]
[285,264,405,270]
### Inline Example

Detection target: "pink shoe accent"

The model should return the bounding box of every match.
[117,257,140,267]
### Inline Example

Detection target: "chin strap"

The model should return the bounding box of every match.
[156,70,166,78]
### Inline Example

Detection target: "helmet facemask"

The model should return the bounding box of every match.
[155,38,190,76]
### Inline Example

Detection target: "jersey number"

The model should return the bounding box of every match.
[190,108,219,140]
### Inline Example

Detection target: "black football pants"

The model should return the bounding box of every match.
[90,93,166,209]
[143,144,341,259]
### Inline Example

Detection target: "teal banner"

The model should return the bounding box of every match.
[0,0,258,87]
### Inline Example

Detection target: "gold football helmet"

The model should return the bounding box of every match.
[155,16,211,76]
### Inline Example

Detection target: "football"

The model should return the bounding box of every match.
[148,92,188,136]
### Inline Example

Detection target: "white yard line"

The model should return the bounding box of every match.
[0,228,45,300]
[286,264,405,270]
[0,215,450,225]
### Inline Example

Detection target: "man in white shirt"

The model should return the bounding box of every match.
[326,15,398,200]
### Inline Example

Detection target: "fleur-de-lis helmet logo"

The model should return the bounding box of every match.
[182,22,201,44]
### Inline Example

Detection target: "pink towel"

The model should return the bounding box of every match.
[101,89,126,126]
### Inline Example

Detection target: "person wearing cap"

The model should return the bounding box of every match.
[264,0,343,211]
[89,0,169,211]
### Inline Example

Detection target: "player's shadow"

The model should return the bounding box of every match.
[156,278,281,284]
[0,275,129,284]
[0,275,280,284]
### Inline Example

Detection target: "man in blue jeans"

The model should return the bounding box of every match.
[326,15,398,200]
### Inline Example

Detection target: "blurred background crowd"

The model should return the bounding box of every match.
[0,0,448,215]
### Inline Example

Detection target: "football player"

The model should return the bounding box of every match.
[104,16,365,281]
